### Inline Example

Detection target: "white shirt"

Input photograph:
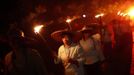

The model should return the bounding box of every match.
[80,37,105,65]
[58,43,84,75]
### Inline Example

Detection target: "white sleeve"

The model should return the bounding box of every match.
[95,40,105,61]
[76,45,85,64]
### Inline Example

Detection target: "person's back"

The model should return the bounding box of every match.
[5,48,48,75]
[4,27,48,75]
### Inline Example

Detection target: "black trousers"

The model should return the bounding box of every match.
[84,61,102,75]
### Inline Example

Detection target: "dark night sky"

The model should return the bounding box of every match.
[0,0,87,59]
[0,0,133,59]
[0,0,131,35]
[0,0,18,34]
[0,0,86,35]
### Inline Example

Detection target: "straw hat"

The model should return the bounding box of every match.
[79,25,94,33]
[79,23,99,33]
[51,29,81,42]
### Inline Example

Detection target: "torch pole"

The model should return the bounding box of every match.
[68,23,72,30]
[34,25,57,60]
[66,18,72,30]
[37,33,47,44]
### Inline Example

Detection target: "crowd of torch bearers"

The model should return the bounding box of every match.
[27,7,134,75]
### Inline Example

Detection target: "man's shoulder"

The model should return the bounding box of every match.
[5,51,13,60]
[59,45,64,49]
[70,43,83,51]
[5,51,13,65]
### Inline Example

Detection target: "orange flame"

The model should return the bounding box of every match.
[66,19,72,23]
[95,13,104,18]
[128,7,134,17]
[34,25,44,33]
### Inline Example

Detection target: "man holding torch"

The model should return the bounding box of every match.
[4,26,48,75]
[51,28,85,75]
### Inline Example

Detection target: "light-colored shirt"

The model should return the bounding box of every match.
[92,33,101,42]
[58,43,84,75]
[80,37,105,65]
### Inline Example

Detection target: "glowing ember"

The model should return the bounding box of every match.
[34,25,44,33]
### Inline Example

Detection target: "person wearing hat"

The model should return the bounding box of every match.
[51,29,84,75]
[79,25,105,75]
[4,27,48,75]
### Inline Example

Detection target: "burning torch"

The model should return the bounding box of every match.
[34,25,58,63]
[66,18,72,30]
[34,25,47,43]
[95,13,104,25]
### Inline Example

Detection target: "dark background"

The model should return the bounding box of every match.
[0,0,133,60]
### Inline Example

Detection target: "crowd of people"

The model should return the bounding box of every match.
[0,17,133,75]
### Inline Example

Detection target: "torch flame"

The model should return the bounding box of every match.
[82,14,86,18]
[117,11,121,15]
[128,7,134,17]
[34,25,44,33]
[66,19,72,23]
[21,31,25,37]
[66,16,80,24]
[95,13,104,18]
